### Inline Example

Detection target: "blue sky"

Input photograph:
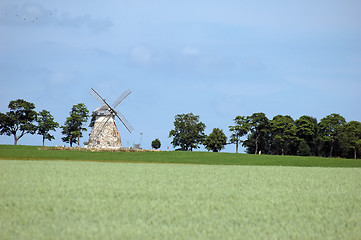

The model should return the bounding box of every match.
[1,0,361,152]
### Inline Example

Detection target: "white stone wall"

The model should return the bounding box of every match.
[88,116,122,148]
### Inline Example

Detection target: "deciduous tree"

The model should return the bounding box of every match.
[204,128,227,152]
[244,113,270,154]
[229,116,249,153]
[151,138,161,149]
[61,103,89,147]
[295,115,319,156]
[0,99,37,145]
[270,115,297,155]
[340,121,361,159]
[37,110,59,146]
[169,113,206,151]
[319,113,346,157]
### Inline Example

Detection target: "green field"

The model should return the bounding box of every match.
[1,145,361,239]
[1,160,360,239]
[1,145,361,167]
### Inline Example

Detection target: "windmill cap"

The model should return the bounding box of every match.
[93,104,111,116]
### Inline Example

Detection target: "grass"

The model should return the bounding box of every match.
[1,160,361,239]
[0,145,361,168]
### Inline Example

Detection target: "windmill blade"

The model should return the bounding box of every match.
[115,110,134,133]
[90,88,116,115]
[89,88,105,106]
[113,89,131,108]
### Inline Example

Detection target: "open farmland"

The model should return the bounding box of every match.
[1,160,360,239]
[1,145,361,168]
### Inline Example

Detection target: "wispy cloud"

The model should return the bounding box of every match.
[0,2,113,32]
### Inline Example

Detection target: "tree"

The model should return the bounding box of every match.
[61,103,89,147]
[319,113,346,157]
[0,99,37,145]
[36,110,59,146]
[270,115,298,155]
[203,128,227,152]
[229,116,249,153]
[340,121,361,159]
[244,113,270,154]
[297,139,312,156]
[295,115,319,156]
[151,138,161,149]
[169,113,206,151]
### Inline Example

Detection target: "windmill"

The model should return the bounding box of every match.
[88,88,134,148]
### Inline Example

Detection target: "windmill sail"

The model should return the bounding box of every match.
[113,89,131,108]
[88,88,133,149]
[115,110,134,133]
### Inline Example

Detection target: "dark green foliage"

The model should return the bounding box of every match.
[236,112,360,159]
[151,138,161,149]
[37,110,59,146]
[295,116,319,156]
[297,139,312,156]
[270,115,298,155]
[204,128,227,152]
[340,121,361,159]
[169,113,206,151]
[61,103,89,147]
[243,113,270,154]
[229,116,249,153]
[319,114,346,157]
[0,99,37,145]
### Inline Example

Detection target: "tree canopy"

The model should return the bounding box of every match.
[0,99,37,145]
[244,113,270,154]
[203,128,227,152]
[229,116,249,153]
[61,103,89,147]
[169,113,206,151]
[319,113,346,157]
[151,138,161,149]
[37,110,59,146]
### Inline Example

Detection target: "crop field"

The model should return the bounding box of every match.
[1,159,361,239]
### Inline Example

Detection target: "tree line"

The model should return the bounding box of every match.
[0,99,89,147]
[169,112,361,159]
[2,99,361,159]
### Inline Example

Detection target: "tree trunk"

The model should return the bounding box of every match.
[78,136,80,147]
[329,145,333,158]
[254,135,259,154]
[236,142,239,154]
[42,136,45,147]
[14,135,18,145]
[354,149,357,159]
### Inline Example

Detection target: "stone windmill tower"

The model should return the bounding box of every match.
[88,88,134,148]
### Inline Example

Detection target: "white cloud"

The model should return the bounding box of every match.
[0,2,113,32]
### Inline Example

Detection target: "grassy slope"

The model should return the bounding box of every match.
[1,160,360,240]
[0,145,360,167]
